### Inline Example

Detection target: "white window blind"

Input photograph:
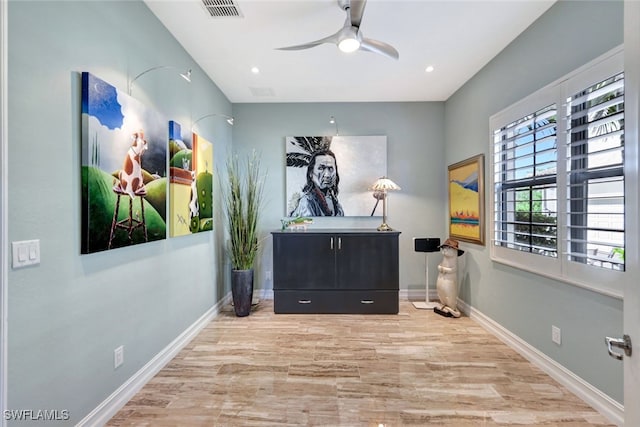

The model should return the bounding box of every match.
[493,104,558,256]
[566,72,625,271]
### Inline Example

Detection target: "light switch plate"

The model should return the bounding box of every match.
[12,240,40,268]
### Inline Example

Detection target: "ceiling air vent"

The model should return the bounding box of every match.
[249,87,276,97]
[201,0,243,18]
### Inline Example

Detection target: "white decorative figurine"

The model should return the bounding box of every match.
[434,238,465,318]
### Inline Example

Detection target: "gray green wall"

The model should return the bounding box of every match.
[444,0,624,402]
[8,1,232,424]
[231,102,447,296]
[5,0,626,424]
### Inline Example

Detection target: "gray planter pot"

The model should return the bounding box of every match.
[231,269,253,317]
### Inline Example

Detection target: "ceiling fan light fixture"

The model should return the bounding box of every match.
[337,26,361,53]
[338,37,360,53]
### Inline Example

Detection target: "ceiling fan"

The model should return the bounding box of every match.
[276,0,399,60]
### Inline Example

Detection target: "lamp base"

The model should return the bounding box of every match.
[412,301,438,310]
[377,223,393,231]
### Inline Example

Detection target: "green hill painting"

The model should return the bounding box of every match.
[81,72,167,254]
[168,121,214,237]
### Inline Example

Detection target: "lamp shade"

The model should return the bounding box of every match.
[370,177,401,192]
[180,69,192,82]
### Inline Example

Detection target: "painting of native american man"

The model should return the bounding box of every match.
[285,135,387,218]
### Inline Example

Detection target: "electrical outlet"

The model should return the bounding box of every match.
[265,270,272,281]
[114,346,124,369]
[551,325,561,345]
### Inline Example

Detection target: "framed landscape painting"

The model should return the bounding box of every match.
[448,154,485,245]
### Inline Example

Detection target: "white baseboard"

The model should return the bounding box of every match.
[456,299,624,427]
[259,289,432,303]
[402,288,438,303]
[256,288,274,300]
[264,288,432,303]
[77,293,232,427]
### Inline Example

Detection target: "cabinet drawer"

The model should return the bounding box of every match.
[274,291,342,314]
[274,290,398,314]
[341,290,398,314]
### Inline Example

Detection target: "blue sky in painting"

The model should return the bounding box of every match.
[82,71,168,175]
[81,72,124,130]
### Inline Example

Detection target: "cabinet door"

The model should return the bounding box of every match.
[273,234,336,290]
[336,234,399,290]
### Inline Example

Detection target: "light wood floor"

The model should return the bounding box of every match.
[107,300,613,426]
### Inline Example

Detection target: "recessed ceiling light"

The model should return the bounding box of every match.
[251,66,260,74]
[425,65,434,73]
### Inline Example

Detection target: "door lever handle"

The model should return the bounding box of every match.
[605,334,632,360]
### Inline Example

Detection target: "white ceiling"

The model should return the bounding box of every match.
[145,0,556,103]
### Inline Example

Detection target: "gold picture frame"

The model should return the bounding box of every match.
[448,154,485,246]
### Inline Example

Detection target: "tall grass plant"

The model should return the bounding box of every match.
[222,151,266,270]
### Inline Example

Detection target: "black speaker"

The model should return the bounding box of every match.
[413,237,440,253]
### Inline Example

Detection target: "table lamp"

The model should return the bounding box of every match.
[370,177,401,231]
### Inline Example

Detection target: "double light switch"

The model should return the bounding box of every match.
[11,239,40,268]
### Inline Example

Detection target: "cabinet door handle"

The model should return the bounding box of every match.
[360,300,374,304]
[330,237,334,250]
[298,299,312,304]
[338,237,342,250]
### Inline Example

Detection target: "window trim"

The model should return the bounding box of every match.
[489,46,624,299]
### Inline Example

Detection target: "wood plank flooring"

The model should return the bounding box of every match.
[107,300,614,426]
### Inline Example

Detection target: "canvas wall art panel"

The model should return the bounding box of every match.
[286,136,387,217]
[81,72,167,254]
[168,121,213,237]
[448,154,485,245]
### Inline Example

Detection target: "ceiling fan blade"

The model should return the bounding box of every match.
[276,32,340,51]
[277,0,399,59]
[349,0,366,28]
[360,38,399,60]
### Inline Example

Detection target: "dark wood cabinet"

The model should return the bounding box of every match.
[272,229,400,314]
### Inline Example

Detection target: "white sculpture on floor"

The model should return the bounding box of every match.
[434,238,464,318]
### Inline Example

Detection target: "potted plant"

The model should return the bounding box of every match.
[221,151,266,316]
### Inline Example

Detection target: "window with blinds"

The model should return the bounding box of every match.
[493,104,558,257]
[566,72,625,271]
[489,48,625,293]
